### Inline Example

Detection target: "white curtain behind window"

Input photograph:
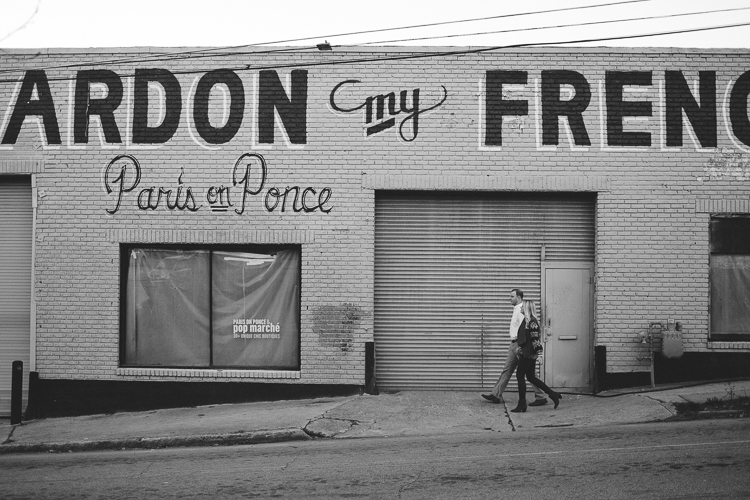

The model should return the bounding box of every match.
[212,249,300,368]
[124,248,300,368]
[711,254,750,335]
[125,249,211,366]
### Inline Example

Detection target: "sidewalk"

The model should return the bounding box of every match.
[2,379,749,454]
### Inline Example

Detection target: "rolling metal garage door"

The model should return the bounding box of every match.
[0,177,32,417]
[374,191,595,391]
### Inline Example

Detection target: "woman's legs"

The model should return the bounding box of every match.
[512,356,535,412]
[516,357,528,402]
[523,358,550,394]
[523,357,562,408]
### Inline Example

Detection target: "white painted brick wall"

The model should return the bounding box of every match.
[1,47,748,381]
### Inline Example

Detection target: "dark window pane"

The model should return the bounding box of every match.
[124,249,211,366]
[711,217,750,254]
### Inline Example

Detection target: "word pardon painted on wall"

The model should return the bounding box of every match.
[103,153,333,214]
[0,69,307,148]
[232,318,281,339]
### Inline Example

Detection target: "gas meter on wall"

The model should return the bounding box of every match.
[661,322,684,358]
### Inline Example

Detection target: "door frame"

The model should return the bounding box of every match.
[540,261,595,392]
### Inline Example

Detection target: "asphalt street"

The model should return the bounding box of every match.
[2,417,749,499]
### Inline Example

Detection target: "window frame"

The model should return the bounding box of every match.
[709,215,750,341]
[118,243,302,370]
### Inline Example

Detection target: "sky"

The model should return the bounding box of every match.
[1,0,750,50]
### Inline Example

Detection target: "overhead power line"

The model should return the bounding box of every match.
[199,20,750,74]
[358,6,750,45]
[248,0,655,46]
[0,0,41,44]
[0,0,657,74]
[0,17,749,84]
[0,45,321,75]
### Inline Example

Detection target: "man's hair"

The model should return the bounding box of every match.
[511,288,524,299]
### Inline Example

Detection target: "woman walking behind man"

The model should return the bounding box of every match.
[512,300,562,413]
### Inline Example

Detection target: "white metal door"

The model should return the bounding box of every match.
[541,262,594,392]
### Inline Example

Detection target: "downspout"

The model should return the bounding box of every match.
[30,174,37,372]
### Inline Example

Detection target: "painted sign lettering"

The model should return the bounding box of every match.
[329,80,447,141]
[4,65,750,152]
[103,153,332,215]
[1,69,308,147]
[483,69,750,150]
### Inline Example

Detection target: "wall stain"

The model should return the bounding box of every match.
[313,303,363,352]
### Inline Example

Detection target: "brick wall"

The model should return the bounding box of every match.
[1,47,748,384]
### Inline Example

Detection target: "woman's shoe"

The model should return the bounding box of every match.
[550,392,562,409]
[510,401,527,413]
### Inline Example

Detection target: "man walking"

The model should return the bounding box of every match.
[481,288,548,406]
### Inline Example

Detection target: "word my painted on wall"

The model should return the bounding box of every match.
[1,69,307,147]
[329,80,448,141]
[483,69,750,149]
[103,153,332,215]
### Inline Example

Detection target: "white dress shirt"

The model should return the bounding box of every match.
[509,302,524,340]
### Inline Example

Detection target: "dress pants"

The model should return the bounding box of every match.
[490,342,545,401]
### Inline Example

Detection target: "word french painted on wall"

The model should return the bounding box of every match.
[483,69,750,149]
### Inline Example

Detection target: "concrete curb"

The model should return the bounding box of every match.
[0,428,310,455]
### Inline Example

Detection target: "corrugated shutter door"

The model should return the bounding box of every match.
[374,191,594,391]
[0,178,32,416]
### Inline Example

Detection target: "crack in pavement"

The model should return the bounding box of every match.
[302,397,368,438]
[503,403,517,431]
[397,471,423,499]
[643,395,678,416]
[2,424,17,445]
[303,416,362,438]
[279,455,299,472]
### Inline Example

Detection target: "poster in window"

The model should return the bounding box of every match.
[211,249,300,368]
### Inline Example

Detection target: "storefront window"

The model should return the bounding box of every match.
[710,217,750,340]
[123,246,300,368]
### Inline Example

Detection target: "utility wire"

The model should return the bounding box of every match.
[0,45,321,75]
[358,6,750,45]
[244,0,655,46]
[238,20,750,73]
[0,0,41,44]
[0,0,656,74]
[1,19,749,84]
[213,20,750,74]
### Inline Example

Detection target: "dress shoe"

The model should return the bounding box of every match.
[550,392,562,409]
[481,394,501,404]
[529,398,548,407]
[510,401,527,413]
